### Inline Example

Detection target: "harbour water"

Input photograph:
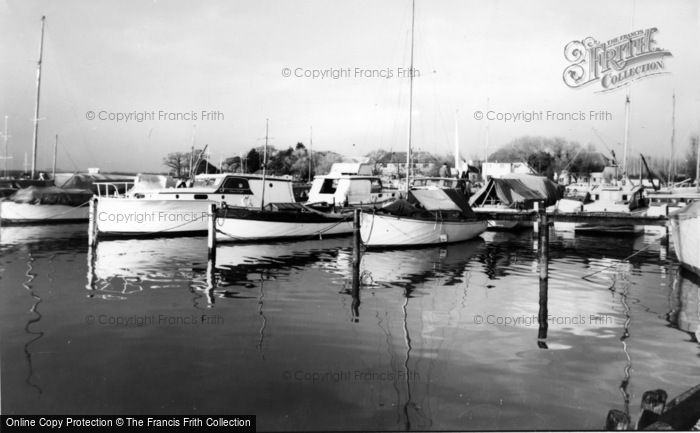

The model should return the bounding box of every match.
[1,225,698,431]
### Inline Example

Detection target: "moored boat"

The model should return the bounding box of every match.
[360,188,487,247]
[214,202,353,242]
[0,186,93,224]
[669,200,700,275]
[94,173,296,236]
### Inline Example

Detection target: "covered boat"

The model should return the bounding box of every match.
[670,200,700,275]
[360,188,487,247]
[469,174,563,229]
[214,202,354,242]
[1,186,93,223]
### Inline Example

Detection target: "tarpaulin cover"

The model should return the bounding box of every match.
[7,186,93,206]
[60,173,134,193]
[469,175,563,208]
[408,189,477,217]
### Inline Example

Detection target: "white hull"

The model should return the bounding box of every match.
[96,198,212,234]
[0,201,89,223]
[215,218,353,241]
[671,213,700,275]
[360,213,487,246]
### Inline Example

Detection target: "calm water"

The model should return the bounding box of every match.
[1,224,698,431]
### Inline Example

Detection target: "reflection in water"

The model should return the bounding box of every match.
[22,251,43,396]
[671,268,700,340]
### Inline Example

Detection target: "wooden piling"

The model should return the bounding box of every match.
[88,197,98,247]
[351,208,361,321]
[537,203,549,340]
[208,203,217,264]
[353,209,361,266]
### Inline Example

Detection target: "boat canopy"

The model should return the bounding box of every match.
[381,189,477,218]
[470,175,563,208]
[60,173,135,193]
[7,186,93,206]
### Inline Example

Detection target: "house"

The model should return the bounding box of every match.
[482,162,535,179]
[375,151,441,177]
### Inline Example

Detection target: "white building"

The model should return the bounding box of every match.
[481,162,534,179]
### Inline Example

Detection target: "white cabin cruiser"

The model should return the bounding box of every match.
[95,173,296,236]
[306,163,398,207]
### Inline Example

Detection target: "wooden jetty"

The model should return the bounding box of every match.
[472,208,669,227]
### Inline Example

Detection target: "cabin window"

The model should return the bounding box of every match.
[218,177,253,194]
[319,179,338,194]
[194,194,208,200]
[622,194,628,201]
[370,179,383,193]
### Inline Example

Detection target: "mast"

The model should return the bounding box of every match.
[260,119,269,210]
[52,134,57,180]
[3,115,8,178]
[668,92,675,190]
[188,124,197,179]
[454,110,459,177]
[309,126,313,182]
[622,93,630,178]
[31,16,46,180]
[696,133,700,192]
[405,0,415,193]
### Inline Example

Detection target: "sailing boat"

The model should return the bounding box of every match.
[359,0,486,247]
[214,120,354,241]
[0,16,96,224]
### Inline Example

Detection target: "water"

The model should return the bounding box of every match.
[1,225,698,431]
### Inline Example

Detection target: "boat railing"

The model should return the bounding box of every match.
[94,181,135,198]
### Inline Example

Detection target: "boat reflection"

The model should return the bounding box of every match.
[0,223,86,251]
[669,267,700,340]
[352,238,485,290]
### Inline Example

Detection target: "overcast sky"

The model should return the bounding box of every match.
[1,0,698,173]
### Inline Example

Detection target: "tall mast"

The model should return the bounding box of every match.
[3,115,8,178]
[668,92,676,190]
[260,119,269,210]
[188,124,197,179]
[454,110,459,176]
[30,16,46,179]
[622,93,630,178]
[405,0,415,193]
[52,133,57,180]
[309,126,313,182]
[485,98,490,167]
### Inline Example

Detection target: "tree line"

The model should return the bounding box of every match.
[163,134,699,184]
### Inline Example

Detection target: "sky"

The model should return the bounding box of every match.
[0,0,698,173]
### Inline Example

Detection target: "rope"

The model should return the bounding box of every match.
[581,237,661,281]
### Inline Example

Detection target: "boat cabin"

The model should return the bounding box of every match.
[307,163,398,206]
[124,173,296,207]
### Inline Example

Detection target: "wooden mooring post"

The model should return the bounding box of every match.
[207,203,217,264]
[351,209,361,321]
[88,197,98,247]
[537,202,549,341]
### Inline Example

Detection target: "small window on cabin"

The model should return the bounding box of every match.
[319,179,338,194]
[219,177,253,194]
[594,194,599,200]
[622,194,628,201]
[370,179,382,193]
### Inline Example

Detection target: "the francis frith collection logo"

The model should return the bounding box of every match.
[563,28,672,92]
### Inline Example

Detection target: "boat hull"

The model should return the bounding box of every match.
[0,201,89,224]
[95,198,212,235]
[670,212,700,275]
[215,209,353,241]
[360,212,487,246]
